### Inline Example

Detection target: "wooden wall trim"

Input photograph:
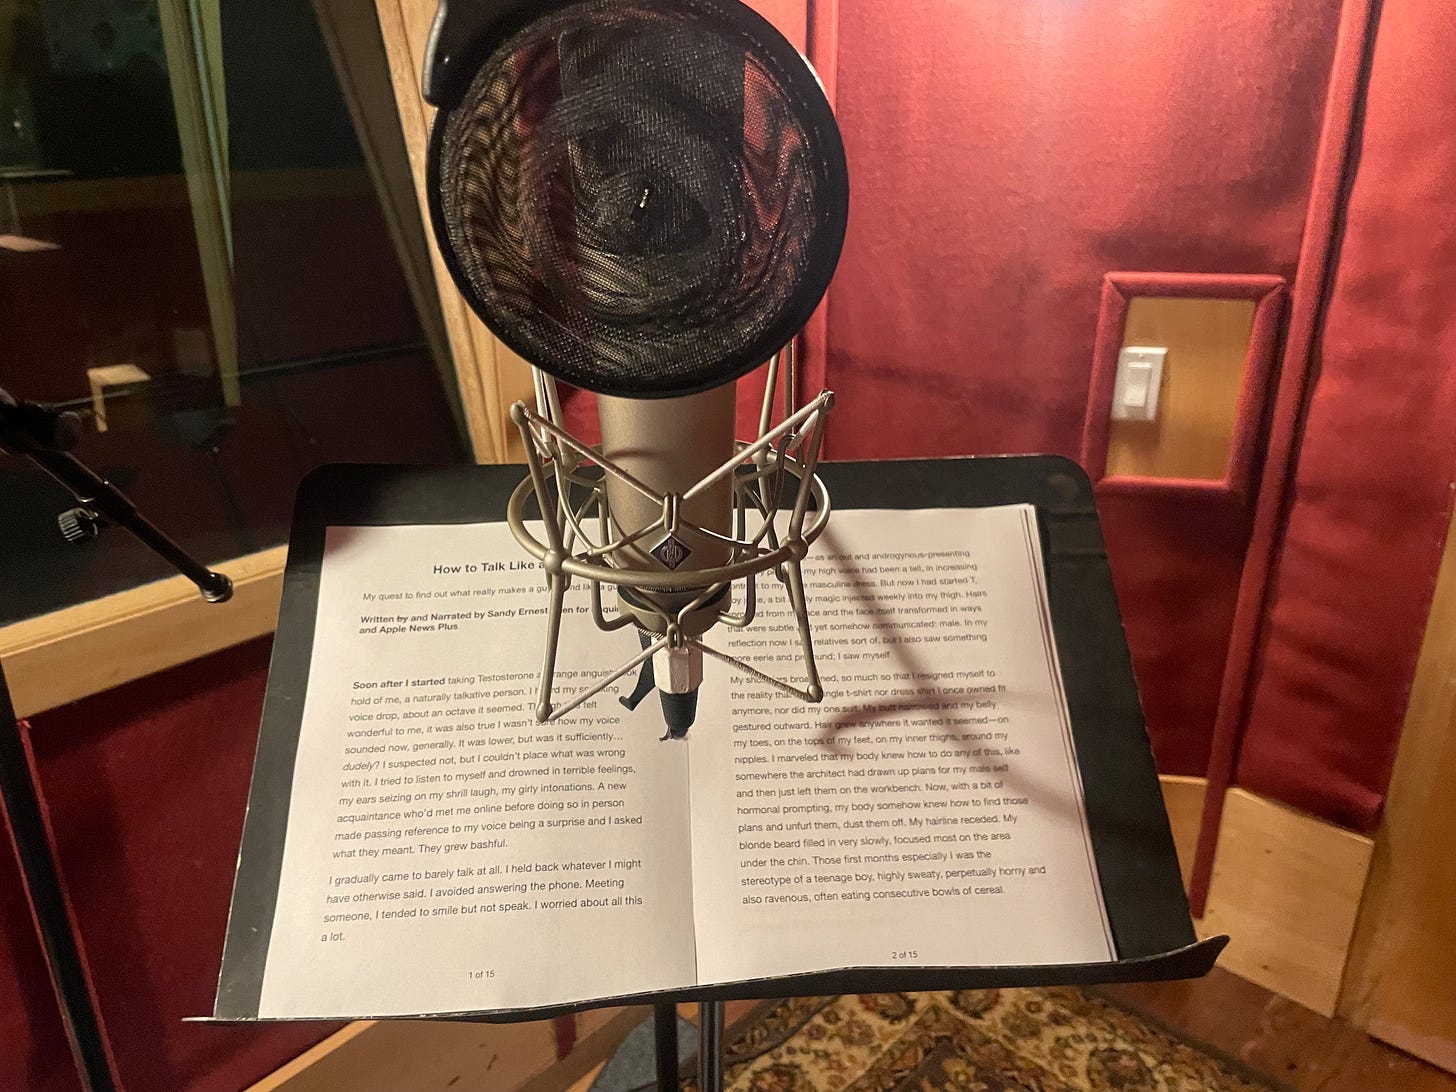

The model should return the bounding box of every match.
[248,1006,644,1092]
[0,547,286,720]
[311,0,463,441]
[1338,504,1456,1071]
[155,0,240,408]
[371,0,531,464]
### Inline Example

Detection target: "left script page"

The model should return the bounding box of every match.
[247,523,696,1018]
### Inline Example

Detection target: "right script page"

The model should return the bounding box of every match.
[689,505,1116,984]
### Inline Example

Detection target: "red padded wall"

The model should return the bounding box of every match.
[821,0,1342,775]
[22,641,342,1091]
[1235,3,1456,831]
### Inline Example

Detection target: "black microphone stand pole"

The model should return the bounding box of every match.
[0,387,234,1091]
[651,999,724,1091]
[0,662,121,1091]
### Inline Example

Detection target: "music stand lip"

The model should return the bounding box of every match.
[193,936,1227,1026]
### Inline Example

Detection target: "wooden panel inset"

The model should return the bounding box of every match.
[1339,506,1456,1072]
[1158,774,1371,1017]
[1199,787,1373,1017]
[1105,297,1257,482]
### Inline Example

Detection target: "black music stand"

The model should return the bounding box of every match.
[207,457,1226,1090]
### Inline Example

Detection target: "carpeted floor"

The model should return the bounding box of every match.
[688,989,1276,1091]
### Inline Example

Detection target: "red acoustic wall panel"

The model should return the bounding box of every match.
[1235,3,1456,832]
[24,640,342,1091]
[824,0,1340,461]
[1095,490,1254,775]
[822,0,1342,777]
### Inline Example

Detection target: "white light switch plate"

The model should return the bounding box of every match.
[1111,346,1166,421]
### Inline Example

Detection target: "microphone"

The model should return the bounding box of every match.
[423,0,849,735]
[596,386,737,736]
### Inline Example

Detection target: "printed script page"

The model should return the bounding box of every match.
[255,523,695,1018]
[688,505,1115,984]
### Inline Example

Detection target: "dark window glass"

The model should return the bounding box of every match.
[1,0,466,624]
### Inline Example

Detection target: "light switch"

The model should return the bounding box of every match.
[1111,346,1166,421]
[1122,362,1153,408]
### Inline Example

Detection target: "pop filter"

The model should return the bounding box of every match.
[424,0,848,733]
[426,0,848,398]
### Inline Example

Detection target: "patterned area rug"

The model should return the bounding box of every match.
[691,990,1273,1091]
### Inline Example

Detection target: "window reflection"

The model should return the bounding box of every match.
[0,0,466,624]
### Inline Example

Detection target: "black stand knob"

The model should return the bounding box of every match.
[57,507,104,544]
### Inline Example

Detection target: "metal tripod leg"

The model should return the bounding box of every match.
[650,1000,724,1091]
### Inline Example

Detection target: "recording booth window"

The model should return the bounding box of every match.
[0,0,468,630]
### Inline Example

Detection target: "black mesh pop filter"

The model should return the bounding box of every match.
[427,0,848,399]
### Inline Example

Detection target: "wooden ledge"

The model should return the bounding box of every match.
[0,546,287,721]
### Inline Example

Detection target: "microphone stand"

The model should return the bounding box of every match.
[650,999,724,1092]
[0,388,233,603]
[1,387,234,1091]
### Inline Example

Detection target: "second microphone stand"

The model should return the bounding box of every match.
[0,387,235,1092]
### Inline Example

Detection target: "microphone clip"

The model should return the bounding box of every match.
[504,354,834,734]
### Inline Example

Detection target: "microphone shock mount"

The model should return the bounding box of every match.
[505,350,832,732]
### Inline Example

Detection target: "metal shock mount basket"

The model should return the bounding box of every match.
[505,346,834,725]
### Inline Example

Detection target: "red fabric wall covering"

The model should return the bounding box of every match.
[823,0,1340,462]
[822,0,1342,777]
[1233,2,1456,832]
[17,640,342,1091]
[1096,491,1253,774]
[1185,0,1379,909]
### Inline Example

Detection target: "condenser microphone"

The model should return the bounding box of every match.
[424,0,849,735]
[595,387,736,735]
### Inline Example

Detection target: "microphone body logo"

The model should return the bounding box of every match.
[651,535,693,572]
